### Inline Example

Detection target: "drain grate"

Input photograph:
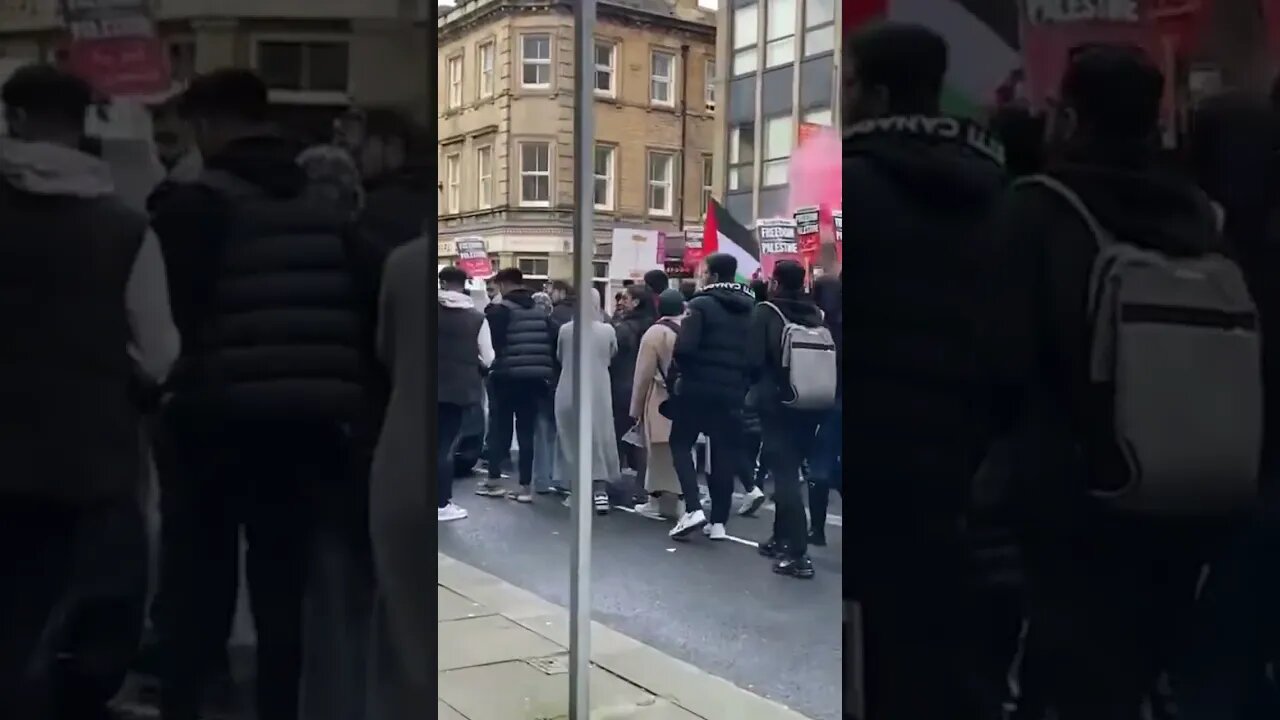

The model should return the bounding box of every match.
[525,654,571,675]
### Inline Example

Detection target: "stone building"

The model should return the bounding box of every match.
[434,0,717,288]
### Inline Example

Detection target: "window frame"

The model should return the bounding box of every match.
[803,0,836,58]
[250,35,351,104]
[649,49,676,107]
[517,140,553,208]
[520,33,553,90]
[704,58,716,110]
[447,53,464,109]
[762,114,793,187]
[476,144,494,209]
[593,40,617,97]
[445,151,462,214]
[593,144,616,211]
[732,2,760,76]
[728,123,755,192]
[765,0,797,69]
[477,40,495,99]
[517,256,551,279]
[646,150,677,217]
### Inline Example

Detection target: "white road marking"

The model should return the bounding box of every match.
[613,504,761,548]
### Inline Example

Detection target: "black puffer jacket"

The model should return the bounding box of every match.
[152,135,382,423]
[842,116,1007,536]
[672,282,755,405]
[487,288,556,384]
[611,307,653,409]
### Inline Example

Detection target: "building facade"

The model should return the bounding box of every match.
[711,0,840,227]
[0,0,429,140]
[434,0,717,285]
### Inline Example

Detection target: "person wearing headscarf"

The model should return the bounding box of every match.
[611,285,655,496]
[555,288,621,514]
[630,289,686,519]
[529,290,563,494]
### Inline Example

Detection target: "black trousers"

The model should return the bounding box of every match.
[0,495,147,720]
[159,419,344,720]
[438,403,464,508]
[761,409,821,557]
[858,534,983,720]
[1021,523,1210,720]
[669,400,741,523]
[486,380,543,487]
[739,431,763,493]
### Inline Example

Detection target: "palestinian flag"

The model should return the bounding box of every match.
[704,198,760,281]
[844,0,1021,118]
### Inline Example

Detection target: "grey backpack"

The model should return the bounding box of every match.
[1021,175,1262,516]
[761,302,838,410]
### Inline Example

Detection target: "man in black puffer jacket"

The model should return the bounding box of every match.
[477,267,557,502]
[667,253,755,541]
[841,24,1007,720]
[150,70,384,720]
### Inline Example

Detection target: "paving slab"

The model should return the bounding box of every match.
[438,552,817,720]
[438,660,702,720]
[438,614,566,672]
[440,586,492,621]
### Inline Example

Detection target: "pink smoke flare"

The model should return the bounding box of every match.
[789,125,843,214]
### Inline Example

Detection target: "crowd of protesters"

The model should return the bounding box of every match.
[439,256,845,580]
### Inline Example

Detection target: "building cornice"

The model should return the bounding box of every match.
[435,0,713,43]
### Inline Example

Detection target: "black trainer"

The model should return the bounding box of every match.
[758,538,781,558]
[773,555,815,579]
[809,528,827,547]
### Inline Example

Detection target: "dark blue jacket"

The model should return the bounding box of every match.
[672,282,755,406]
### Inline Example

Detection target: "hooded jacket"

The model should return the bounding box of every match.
[151,135,384,423]
[437,288,493,406]
[610,306,654,411]
[486,287,556,384]
[842,116,1007,532]
[672,281,756,404]
[748,292,826,411]
[0,138,180,502]
[990,149,1225,527]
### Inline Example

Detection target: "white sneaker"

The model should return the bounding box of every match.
[703,523,727,541]
[737,487,767,517]
[634,498,665,520]
[438,503,468,522]
[669,509,707,540]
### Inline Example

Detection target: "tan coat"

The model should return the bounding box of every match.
[630,317,682,446]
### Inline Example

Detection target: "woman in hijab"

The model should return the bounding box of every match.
[629,289,686,519]
[555,288,622,514]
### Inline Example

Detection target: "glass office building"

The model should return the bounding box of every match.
[713,0,840,226]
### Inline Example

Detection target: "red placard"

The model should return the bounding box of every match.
[67,36,168,97]
[757,217,800,279]
[682,229,705,274]
[454,237,493,279]
[794,205,821,264]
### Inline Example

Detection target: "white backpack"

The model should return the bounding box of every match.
[761,302,838,411]
[1018,175,1262,517]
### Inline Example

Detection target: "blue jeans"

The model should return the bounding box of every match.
[532,400,561,492]
[1178,498,1280,720]
[807,405,843,532]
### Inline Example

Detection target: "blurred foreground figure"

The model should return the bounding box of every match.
[367,237,433,719]
[841,24,1007,720]
[149,69,382,720]
[991,48,1254,719]
[0,64,178,719]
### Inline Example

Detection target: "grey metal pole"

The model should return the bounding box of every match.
[568,0,597,717]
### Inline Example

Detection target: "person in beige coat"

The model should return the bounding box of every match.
[630,289,688,519]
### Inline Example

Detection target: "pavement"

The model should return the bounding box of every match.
[439,474,843,720]
[439,552,818,720]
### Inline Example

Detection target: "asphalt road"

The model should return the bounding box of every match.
[438,474,844,720]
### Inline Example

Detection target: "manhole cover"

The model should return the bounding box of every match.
[526,654,570,675]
